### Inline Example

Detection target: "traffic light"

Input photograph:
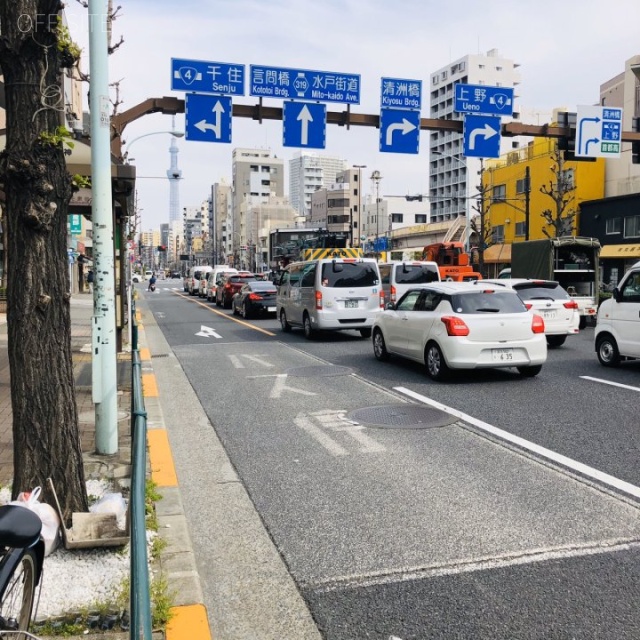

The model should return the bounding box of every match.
[157,245,167,252]
[632,116,640,164]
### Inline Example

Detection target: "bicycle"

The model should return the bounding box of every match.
[0,504,45,639]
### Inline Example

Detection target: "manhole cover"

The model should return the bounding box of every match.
[347,404,456,430]
[285,365,354,377]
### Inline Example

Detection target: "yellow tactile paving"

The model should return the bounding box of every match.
[139,347,151,362]
[166,604,211,640]
[147,428,178,487]
[142,373,158,397]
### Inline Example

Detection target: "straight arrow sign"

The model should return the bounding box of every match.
[297,104,313,145]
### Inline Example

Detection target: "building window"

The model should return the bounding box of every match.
[496,66,503,71]
[478,64,485,69]
[606,217,622,234]
[391,213,403,223]
[415,214,427,224]
[261,180,270,186]
[515,221,526,236]
[492,225,505,243]
[516,178,528,194]
[441,71,447,80]
[624,215,640,238]
[492,184,506,202]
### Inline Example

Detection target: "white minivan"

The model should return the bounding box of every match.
[378,260,440,305]
[595,260,640,366]
[276,258,384,339]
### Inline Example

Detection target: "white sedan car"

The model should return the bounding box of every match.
[483,279,580,348]
[372,282,547,381]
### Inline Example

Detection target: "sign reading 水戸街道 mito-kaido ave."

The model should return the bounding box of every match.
[171,58,245,95]
[250,65,360,104]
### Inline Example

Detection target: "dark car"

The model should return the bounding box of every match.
[170,271,181,279]
[232,281,278,319]
[216,273,257,308]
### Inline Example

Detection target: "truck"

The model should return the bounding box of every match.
[510,236,601,329]
[421,242,483,282]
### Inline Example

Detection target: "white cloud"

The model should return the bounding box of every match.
[65,0,640,230]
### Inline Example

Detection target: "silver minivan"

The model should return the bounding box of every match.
[378,261,441,305]
[276,258,383,339]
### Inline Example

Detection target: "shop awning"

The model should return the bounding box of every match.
[483,243,511,263]
[600,243,640,259]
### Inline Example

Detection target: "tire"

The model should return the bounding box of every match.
[216,295,222,307]
[242,303,250,319]
[223,296,231,310]
[596,334,621,367]
[546,335,567,348]
[360,328,372,339]
[280,310,292,332]
[579,316,587,330]
[517,364,543,377]
[0,547,38,634]
[232,303,239,316]
[373,329,390,361]
[303,313,315,340]
[425,342,450,381]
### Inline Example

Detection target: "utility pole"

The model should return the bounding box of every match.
[524,165,531,241]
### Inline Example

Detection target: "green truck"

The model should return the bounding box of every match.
[510,236,601,329]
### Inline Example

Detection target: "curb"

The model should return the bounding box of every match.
[136,312,212,640]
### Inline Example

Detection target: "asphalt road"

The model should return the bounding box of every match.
[144,281,640,640]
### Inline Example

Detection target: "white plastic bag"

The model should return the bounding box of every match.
[10,486,61,556]
[89,492,127,531]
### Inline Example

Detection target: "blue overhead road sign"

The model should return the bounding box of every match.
[283,102,326,149]
[380,77,422,110]
[185,94,232,143]
[576,105,623,158]
[379,109,420,154]
[171,58,245,95]
[250,65,360,104]
[455,83,514,116]
[463,114,501,158]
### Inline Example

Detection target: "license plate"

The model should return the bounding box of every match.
[492,348,514,361]
[267,306,276,312]
[345,300,359,309]
[542,310,557,319]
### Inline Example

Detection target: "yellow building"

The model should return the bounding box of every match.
[482,138,605,272]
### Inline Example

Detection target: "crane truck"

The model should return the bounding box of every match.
[421,242,483,282]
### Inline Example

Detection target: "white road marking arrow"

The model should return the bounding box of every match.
[297,104,313,145]
[194,100,225,138]
[386,118,416,146]
[469,122,499,150]
[195,325,222,338]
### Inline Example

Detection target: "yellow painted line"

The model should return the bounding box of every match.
[147,429,178,487]
[139,347,151,362]
[166,604,211,640]
[174,291,276,337]
[142,373,158,397]
[135,311,142,322]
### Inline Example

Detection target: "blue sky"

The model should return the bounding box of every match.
[65,0,640,231]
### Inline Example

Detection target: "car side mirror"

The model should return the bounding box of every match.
[386,302,395,310]
[613,287,622,302]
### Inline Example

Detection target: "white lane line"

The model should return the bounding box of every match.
[394,386,640,500]
[580,375,640,393]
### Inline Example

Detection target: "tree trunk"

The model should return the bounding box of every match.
[0,1,89,518]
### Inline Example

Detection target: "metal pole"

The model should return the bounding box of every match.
[354,164,366,248]
[89,0,118,455]
[524,165,531,241]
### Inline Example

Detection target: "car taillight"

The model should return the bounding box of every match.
[248,293,262,301]
[563,300,579,309]
[380,290,385,308]
[315,290,322,310]
[224,283,232,290]
[524,303,533,310]
[390,285,397,302]
[531,314,545,334]
[440,316,470,336]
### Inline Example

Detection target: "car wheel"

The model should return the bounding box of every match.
[303,313,315,340]
[596,334,621,367]
[546,335,566,348]
[280,310,292,332]
[242,303,250,319]
[232,302,239,316]
[579,316,587,330]
[373,329,390,361]
[223,296,231,309]
[517,364,543,377]
[425,342,450,381]
[360,328,372,339]
[216,295,221,307]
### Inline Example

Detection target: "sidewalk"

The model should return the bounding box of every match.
[0,293,211,640]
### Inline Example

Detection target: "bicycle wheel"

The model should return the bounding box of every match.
[0,547,37,638]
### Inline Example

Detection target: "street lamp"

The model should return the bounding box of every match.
[370,170,382,257]
[432,151,470,253]
[353,164,367,247]
[124,130,185,163]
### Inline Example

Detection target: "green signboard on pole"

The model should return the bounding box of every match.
[69,214,82,235]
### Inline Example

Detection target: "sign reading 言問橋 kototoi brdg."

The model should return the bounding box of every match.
[250,65,360,104]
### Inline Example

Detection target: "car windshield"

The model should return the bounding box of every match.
[394,264,440,284]
[513,283,569,300]
[451,291,526,314]
[230,276,256,283]
[321,262,379,288]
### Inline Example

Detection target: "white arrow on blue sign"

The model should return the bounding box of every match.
[185,94,232,143]
[379,108,420,154]
[463,114,501,158]
[283,101,326,149]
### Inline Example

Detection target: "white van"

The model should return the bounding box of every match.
[206,266,239,302]
[378,260,440,305]
[595,260,640,366]
[276,258,383,339]
[187,266,211,296]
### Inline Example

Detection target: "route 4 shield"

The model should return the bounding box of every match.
[379,108,420,154]
[185,94,232,143]
[463,114,501,158]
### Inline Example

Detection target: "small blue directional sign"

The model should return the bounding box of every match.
[463,114,501,158]
[576,105,623,158]
[379,108,420,154]
[171,58,245,95]
[185,94,232,143]
[283,102,326,149]
[455,83,514,116]
[380,77,422,111]
[250,65,360,104]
